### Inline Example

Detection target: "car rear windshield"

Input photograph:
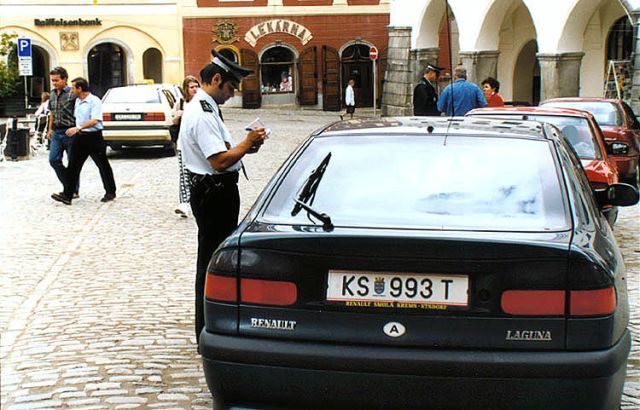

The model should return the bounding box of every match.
[542,102,623,126]
[262,135,569,231]
[103,87,162,104]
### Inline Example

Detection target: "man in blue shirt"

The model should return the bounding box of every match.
[437,66,487,116]
[51,77,116,205]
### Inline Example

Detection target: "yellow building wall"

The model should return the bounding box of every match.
[1,9,182,86]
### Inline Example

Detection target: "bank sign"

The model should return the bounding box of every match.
[34,18,102,27]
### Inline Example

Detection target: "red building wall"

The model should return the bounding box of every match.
[183,14,390,79]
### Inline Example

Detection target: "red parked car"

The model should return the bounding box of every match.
[466,106,620,224]
[540,98,640,187]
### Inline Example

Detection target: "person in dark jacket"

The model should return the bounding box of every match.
[413,64,443,116]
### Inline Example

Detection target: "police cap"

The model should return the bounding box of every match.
[426,64,444,74]
[211,49,253,82]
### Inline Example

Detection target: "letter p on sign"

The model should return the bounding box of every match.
[18,38,31,58]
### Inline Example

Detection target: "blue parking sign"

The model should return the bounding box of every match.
[18,38,31,58]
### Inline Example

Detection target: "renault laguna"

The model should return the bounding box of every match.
[200,117,638,410]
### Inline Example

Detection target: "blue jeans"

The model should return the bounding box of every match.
[49,129,79,192]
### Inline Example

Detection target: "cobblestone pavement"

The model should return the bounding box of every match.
[1,108,639,409]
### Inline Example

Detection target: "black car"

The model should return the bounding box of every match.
[200,117,638,410]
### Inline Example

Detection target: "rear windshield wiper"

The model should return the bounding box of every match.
[291,152,333,231]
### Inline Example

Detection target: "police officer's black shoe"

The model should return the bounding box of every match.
[101,193,116,202]
[51,193,72,205]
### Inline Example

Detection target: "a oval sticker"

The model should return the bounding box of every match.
[383,322,406,338]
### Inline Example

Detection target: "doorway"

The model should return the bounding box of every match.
[88,43,126,98]
[341,44,373,107]
[513,40,540,105]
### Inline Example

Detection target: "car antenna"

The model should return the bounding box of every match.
[444,0,454,141]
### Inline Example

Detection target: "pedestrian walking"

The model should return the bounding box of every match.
[179,49,267,342]
[340,79,356,120]
[481,77,505,107]
[437,66,487,116]
[413,64,443,116]
[51,77,116,205]
[172,75,201,218]
[46,66,79,197]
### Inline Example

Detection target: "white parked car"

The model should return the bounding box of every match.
[101,84,182,154]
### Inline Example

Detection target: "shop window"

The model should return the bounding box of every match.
[606,16,633,61]
[143,48,163,84]
[260,46,295,94]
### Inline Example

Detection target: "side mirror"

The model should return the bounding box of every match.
[594,183,640,208]
[606,142,629,155]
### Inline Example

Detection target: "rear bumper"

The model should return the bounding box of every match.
[103,128,171,146]
[201,329,630,409]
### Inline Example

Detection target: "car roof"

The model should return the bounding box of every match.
[317,116,550,140]
[467,106,595,119]
[541,97,621,105]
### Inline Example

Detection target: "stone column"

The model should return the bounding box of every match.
[537,52,584,101]
[413,47,440,83]
[457,50,500,84]
[630,12,640,115]
[382,26,413,117]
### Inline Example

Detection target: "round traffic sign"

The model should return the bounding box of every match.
[369,46,378,61]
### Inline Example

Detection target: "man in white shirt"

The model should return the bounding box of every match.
[179,49,267,343]
[341,78,356,120]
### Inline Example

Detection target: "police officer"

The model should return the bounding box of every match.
[179,49,267,342]
[413,64,443,116]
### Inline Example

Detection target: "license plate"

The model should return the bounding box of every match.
[326,270,468,306]
[113,113,142,121]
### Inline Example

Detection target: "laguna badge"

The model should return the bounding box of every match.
[505,330,552,341]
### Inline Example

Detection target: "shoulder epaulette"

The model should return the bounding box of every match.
[200,100,214,113]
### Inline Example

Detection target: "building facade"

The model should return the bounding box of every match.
[180,0,390,109]
[1,0,183,102]
[383,0,637,116]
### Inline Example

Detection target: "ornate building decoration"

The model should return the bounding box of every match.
[212,20,239,45]
[60,32,79,51]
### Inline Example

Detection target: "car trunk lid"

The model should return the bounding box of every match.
[236,226,571,350]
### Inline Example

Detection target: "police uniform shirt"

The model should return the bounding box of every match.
[178,88,240,175]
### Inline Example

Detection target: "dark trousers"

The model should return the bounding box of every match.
[63,130,116,198]
[189,172,240,344]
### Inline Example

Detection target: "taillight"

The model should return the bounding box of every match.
[501,290,565,316]
[144,112,165,121]
[569,287,616,316]
[205,274,236,302]
[241,278,297,306]
[205,273,297,306]
[102,113,112,121]
[501,287,616,317]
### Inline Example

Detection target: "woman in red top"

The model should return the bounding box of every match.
[482,77,504,107]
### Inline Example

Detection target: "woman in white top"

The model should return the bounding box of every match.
[34,92,50,142]
[173,75,200,217]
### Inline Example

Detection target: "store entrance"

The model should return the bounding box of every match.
[341,45,373,108]
[88,43,126,98]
